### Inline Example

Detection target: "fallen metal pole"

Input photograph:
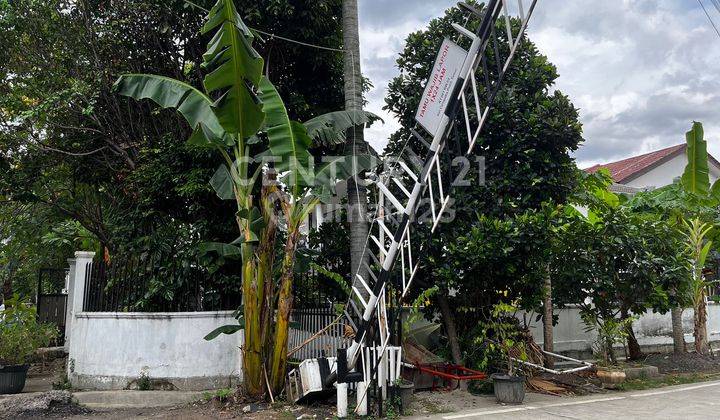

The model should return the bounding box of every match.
[510,349,593,375]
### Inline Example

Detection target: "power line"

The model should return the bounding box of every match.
[184,0,345,52]
[251,28,345,52]
[710,0,720,15]
[698,0,720,40]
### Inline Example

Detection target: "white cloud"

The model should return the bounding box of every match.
[357,0,720,167]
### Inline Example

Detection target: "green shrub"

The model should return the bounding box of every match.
[0,295,58,365]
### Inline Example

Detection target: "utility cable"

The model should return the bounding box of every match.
[698,0,720,40]
[184,0,346,52]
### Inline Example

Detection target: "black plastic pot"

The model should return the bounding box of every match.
[0,364,29,394]
[491,373,525,404]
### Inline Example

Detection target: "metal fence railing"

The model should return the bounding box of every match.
[288,305,351,361]
[36,267,69,346]
[82,252,242,312]
[81,250,351,337]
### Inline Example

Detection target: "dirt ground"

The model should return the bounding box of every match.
[7,352,720,419]
[641,352,720,374]
[8,397,337,420]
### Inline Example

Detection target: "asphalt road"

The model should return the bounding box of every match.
[423,380,720,420]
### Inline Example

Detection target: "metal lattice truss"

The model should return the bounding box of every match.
[345,0,539,378]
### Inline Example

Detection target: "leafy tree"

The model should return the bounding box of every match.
[559,210,682,362]
[0,0,349,299]
[552,172,688,362]
[384,2,582,216]
[628,122,719,354]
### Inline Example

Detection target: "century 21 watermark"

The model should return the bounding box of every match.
[246,153,486,226]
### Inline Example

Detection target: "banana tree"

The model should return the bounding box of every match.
[259,78,376,389]
[116,0,269,395]
[628,121,719,354]
[681,217,714,355]
[114,0,376,397]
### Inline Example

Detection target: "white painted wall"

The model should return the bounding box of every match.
[625,154,720,189]
[522,304,720,355]
[68,311,243,390]
[65,251,244,390]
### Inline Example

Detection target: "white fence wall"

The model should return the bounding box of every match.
[522,304,720,354]
[68,311,243,390]
[66,252,243,390]
[65,250,720,390]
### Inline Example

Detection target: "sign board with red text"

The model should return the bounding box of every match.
[415,38,468,137]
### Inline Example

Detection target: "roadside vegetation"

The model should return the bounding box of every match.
[2,0,720,411]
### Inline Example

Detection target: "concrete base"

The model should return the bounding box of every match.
[69,373,239,391]
[624,365,659,380]
[74,390,204,409]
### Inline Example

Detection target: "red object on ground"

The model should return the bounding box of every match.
[414,363,487,390]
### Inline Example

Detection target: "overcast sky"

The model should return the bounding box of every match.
[356,0,720,169]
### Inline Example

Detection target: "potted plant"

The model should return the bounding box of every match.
[0,295,58,394]
[487,303,527,404]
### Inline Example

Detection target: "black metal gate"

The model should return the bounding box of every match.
[37,268,69,346]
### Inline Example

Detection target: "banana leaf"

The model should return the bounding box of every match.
[201,0,265,138]
[681,121,710,196]
[114,74,227,146]
[258,77,313,189]
[210,165,234,200]
[304,110,383,147]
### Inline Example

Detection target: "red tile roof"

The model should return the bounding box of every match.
[584,144,686,183]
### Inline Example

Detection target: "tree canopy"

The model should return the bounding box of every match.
[0,0,346,298]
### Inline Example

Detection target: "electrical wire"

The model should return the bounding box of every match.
[184,0,346,52]
[710,0,720,15]
[698,0,720,40]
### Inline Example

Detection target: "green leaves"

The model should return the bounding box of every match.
[198,242,241,259]
[312,154,376,202]
[210,165,234,200]
[681,121,710,196]
[203,323,244,341]
[258,77,312,188]
[113,74,226,146]
[116,0,266,145]
[304,110,383,146]
[201,0,264,138]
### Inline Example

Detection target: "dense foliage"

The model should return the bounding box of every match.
[0,296,58,365]
[0,0,346,300]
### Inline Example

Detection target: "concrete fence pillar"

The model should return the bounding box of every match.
[63,257,77,352]
[66,251,94,375]
[70,251,95,315]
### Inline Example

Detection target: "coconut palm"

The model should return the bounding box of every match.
[342,0,370,301]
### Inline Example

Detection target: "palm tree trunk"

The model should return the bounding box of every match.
[671,306,685,354]
[342,0,369,300]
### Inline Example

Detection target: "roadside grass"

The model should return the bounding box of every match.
[617,372,720,391]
